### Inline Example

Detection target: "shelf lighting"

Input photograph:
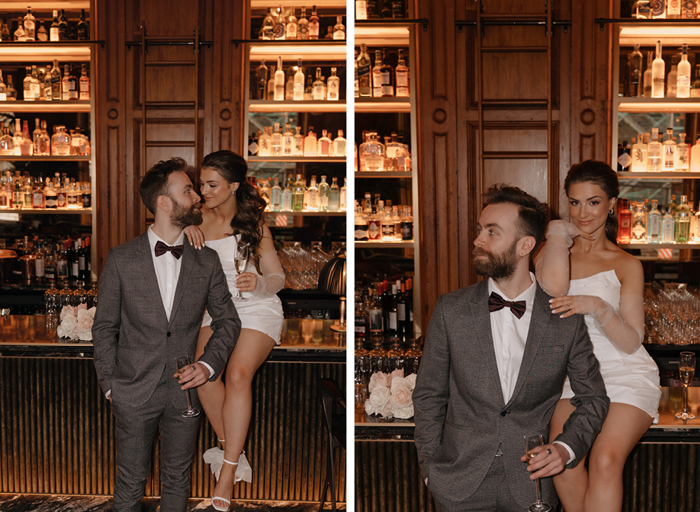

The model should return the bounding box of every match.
[1,46,91,63]
[355,25,411,46]
[249,101,346,113]
[0,213,20,222]
[249,44,345,60]
[618,100,700,113]
[619,25,700,45]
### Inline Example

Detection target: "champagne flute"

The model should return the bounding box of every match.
[175,356,200,418]
[524,434,552,512]
[676,351,695,420]
[234,244,249,301]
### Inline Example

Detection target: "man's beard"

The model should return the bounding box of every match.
[473,241,518,280]
[170,197,203,228]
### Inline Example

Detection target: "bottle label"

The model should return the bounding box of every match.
[50,27,59,40]
[368,220,381,239]
[398,303,406,321]
[248,141,258,155]
[57,192,66,207]
[355,324,367,334]
[617,152,631,169]
[389,312,397,330]
[35,258,45,277]
[273,23,285,39]
[401,221,413,240]
[354,226,368,241]
[82,193,91,208]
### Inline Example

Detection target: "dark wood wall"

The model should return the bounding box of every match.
[415,0,611,333]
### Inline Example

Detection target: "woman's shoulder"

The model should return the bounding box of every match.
[604,242,643,284]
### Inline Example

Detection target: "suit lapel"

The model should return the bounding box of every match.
[136,232,169,323]
[168,242,194,328]
[470,280,507,408]
[506,285,551,408]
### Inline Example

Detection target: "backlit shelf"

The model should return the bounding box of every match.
[355,240,415,248]
[0,208,92,215]
[248,100,346,113]
[355,98,411,113]
[617,97,700,113]
[0,1,89,9]
[355,23,412,46]
[249,156,345,163]
[356,171,412,178]
[248,42,346,60]
[265,211,346,216]
[618,172,700,179]
[250,0,344,7]
[618,23,700,46]
[621,243,700,249]
[0,156,90,161]
[0,44,91,62]
[0,100,91,113]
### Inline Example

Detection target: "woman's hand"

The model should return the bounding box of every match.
[546,219,595,242]
[183,225,205,249]
[549,294,598,318]
[236,272,258,292]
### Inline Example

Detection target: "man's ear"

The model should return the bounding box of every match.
[518,235,536,257]
[157,194,171,213]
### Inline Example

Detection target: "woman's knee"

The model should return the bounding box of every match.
[589,445,625,477]
[225,364,254,390]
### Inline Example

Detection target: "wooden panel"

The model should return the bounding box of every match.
[482,26,549,49]
[483,158,549,204]
[146,121,196,142]
[482,52,548,101]
[483,128,548,153]
[139,0,203,36]
[144,66,197,103]
[482,0,547,15]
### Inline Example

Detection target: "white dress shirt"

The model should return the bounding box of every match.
[488,272,574,464]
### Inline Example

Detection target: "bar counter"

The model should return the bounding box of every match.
[0,316,347,505]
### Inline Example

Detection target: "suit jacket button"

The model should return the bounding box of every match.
[500,411,507,417]
[167,332,172,337]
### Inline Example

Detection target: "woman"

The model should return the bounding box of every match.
[534,160,660,512]
[185,150,285,511]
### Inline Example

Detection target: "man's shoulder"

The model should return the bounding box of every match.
[109,233,147,258]
[437,282,485,307]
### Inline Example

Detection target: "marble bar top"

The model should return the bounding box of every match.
[354,386,700,442]
[0,315,346,363]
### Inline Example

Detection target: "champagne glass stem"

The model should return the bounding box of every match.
[684,385,689,415]
[185,387,194,412]
[535,478,543,506]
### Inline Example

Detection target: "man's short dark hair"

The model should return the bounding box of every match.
[139,158,189,214]
[482,184,548,251]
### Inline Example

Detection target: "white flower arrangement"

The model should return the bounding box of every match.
[57,304,96,341]
[364,368,417,420]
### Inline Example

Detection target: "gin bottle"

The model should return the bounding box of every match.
[274,57,285,101]
[281,175,293,211]
[285,69,295,101]
[667,54,679,98]
[617,198,632,244]
[258,126,271,157]
[23,7,35,41]
[0,127,13,155]
[333,129,347,157]
[271,178,282,211]
[285,8,298,40]
[662,128,676,170]
[359,131,386,172]
[630,134,646,172]
[297,7,309,40]
[643,51,654,97]
[292,174,305,211]
[333,16,345,40]
[282,123,293,156]
[293,126,304,156]
[675,132,689,171]
[339,177,347,211]
[652,41,665,98]
[327,67,340,101]
[661,206,675,242]
[395,49,410,97]
[648,199,661,243]
[293,59,304,100]
[79,64,90,100]
[23,67,33,101]
[678,44,691,97]
[372,50,383,97]
[256,59,268,100]
[317,129,331,156]
[304,128,317,156]
[14,16,26,41]
[312,67,325,100]
[261,8,274,39]
[328,177,340,211]
[308,5,320,39]
[675,195,691,243]
[647,128,662,171]
[270,122,282,156]
[318,175,330,211]
[307,175,319,211]
[631,202,647,242]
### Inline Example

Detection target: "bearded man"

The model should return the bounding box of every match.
[92,157,241,512]
[413,184,609,512]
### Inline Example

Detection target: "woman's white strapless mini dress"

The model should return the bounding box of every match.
[560,269,661,421]
[201,235,284,345]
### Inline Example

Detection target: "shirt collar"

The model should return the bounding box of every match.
[488,272,537,305]
[147,225,185,252]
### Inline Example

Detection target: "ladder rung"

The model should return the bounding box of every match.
[482,46,548,52]
[144,101,197,107]
[482,99,549,108]
[145,61,196,66]
[143,35,195,42]
[480,14,547,21]
[483,151,548,160]
[145,141,196,148]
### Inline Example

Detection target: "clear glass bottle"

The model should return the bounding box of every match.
[297,7,309,40]
[32,177,45,209]
[285,8,298,39]
[357,43,372,97]
[255,59,268,100]
[629,44,643,94]
[661,205,675,242]
[676,132,689,171]
[367,205,382,240]
[282,123,293,156]
[312,67,325,100]
[333,129,346,157]
[372,50,383,97]
[333,15,345,40]
[652,40,665,98]
[293,126,304,156]
[50,9,60,41]
[20,120,33,156]
[677,44,691,98]
[328,177,340,211]
[675,195,691,243]
[0,127,14,155]
[285,68,294,101]
[646,127,662,171]
[647,199,661,243]
[395,48,410,97]
[270,122,282,157]
[274,56,285,101]
[22,7,35,41]
[51,125,71,156]
[293,59,304,100]
[258,126,271,157]
[630,202,647,242]
[44,178,57,209]
[318,175,329,212]
[12,119,23,156]
[14,16,26,41]
[630,132,647,172]
[355,204,369,241]
[281,174,293,211]
[359,131,386,172]
[327,67,340,101]
[292,174,305,211]
[260,8,274,39]
[308,5,320,39]
[270,177,282,211]
[273,5,286,40]
[340,177,347,211]
[304,128,317,157]
[79,64,90,100]
[30,65,41,100]
[307,175,319,211]
[662,128,676,170]
[62,64,78,100]
[23,66,33,101]
[317,129,332,156]
[72,280,88,307]
[267,65,276,100]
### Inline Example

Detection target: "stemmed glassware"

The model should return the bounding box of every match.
[676,351,696,420]
[234,243,249,301]
[524,434,552,512]
[175,356,200,418]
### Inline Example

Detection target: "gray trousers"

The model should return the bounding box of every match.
[111,369,201,512]
[432,456,542,512]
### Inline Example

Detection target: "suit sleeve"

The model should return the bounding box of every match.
[554,314,610,468]
[413,295,451,470]
[91,249,121,396]
[198,254,241,380]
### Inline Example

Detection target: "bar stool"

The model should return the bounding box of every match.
[318,378,346,512]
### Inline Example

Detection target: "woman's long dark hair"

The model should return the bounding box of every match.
[564,160,620,244]
[201,150,266,252]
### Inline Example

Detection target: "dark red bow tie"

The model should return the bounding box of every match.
[488,292,526,319]
[154,240,184,259]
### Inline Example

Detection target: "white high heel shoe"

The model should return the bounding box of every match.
[211,458,237,512]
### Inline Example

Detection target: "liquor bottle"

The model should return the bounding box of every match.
[380,0,392,18]
[401,206,414,240]
[386,283,399,334]
[36,20,48,41]
[306,175,319,211]
[676,132,689,171]
[14,16,26,41]
[668,0,681,17]
[270,178,282,211]
[367,205,382,240]
[292,174,304,211]
[281,175,293,210]
[0,71,5,102]
[661,205,674,242]
[67,180,81,208]
[308,6,320,40]
[692,64,700,97]
[329,177,340,211]
[395,49,410,97]
[298,7,309,40]
[340,177,347,211]
[669,194,678,216]
[355,204,369,241]
[258,178,271,209]
[372,50,383,97]
[652,41,665,98]
[317,129,332,156]
[267,65,276,100]
[255,59,268,100]
[304,73,313,100]
[282,123,293,156]
[62,65,78,100]
[81,181,92,208]
[260,8,274,39]
[30,65,41,101]
[43,65,53,101]
[327,67,340,101]
[51,60,61,101]
[22,174,33,208]
[617,140,631,171]
[312,67,325,100]
[629,44,643,97]
[286,8,298,39]
[58,10,68,40]
[12,172,23,209]
[647,199,661,243]
[44,277,60,317]
[285,69,294,101]
[380,202,395,239]
[0,127,12,155]
[652,0,667,17]
[368,0,379,17]
[355,294,369,339]
[616,198,632,244]
[630,133,646,172]
[647,128,662,171]
[32,117,42,155]
[359,131,386,171]
[668,54,679,98]
[12,119,22,156]
[56,177,67,208]
[682,0,697,17]
[333,129,346,156]
[0,18,10,41]
[0,182,9,208]
[273,5,286,40]
[274,57,285,101]
[357,44,372,96]
[6,75,16,101]
[293,126,304,156]
[393,0,406,18]
[50,10,60,41]
[51,125,71,156]
[32,178,45,209]
[324,26,334,40]
[20,120,33,156]
[77,10,89,40]
[318,175,330,211]
[333,16,345,40]
[631,202,647,242]
[79,64,90,100]
[304,128,317,156]
[44,178,57,209]
[675,195,691,242]
[357,0,368,19]
[23,67,33,101]
[662,128,676,170]
[270,122,282,156]
[380,49,395,97]
[293,59,304,101]
[678,44,691,97]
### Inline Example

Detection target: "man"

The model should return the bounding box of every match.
[413,184,609,511]
[92,157,241,512]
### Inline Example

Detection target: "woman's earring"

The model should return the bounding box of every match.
[609,209,614,215]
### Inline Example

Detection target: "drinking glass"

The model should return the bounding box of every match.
[234,244,249,301]
[676,351,696,420]
[524,434,552,512]
[175,356,200,418]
